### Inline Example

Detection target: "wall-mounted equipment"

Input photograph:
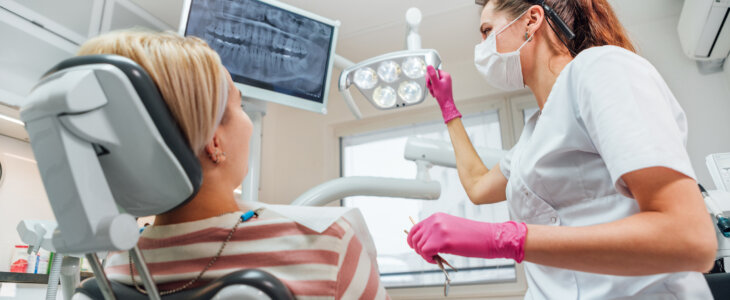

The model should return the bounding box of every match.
[678,0,730,73]
[180,0,340,114]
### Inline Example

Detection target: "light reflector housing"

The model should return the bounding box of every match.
[339,49,442,110]
[354,67,378,89]
[402,57,427,79]
[373,86,397,108]
[377,61,401,83]
[398,81,422,104]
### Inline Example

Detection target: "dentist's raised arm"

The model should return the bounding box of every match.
[426,66,507,205]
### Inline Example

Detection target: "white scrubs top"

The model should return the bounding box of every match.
[500,46,712,299]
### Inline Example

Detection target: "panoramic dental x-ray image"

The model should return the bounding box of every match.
[186,0,334,102]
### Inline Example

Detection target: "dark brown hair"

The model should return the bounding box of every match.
[485,0,635,56]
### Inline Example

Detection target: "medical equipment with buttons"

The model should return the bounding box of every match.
[700,184,730,238]
[337,8,443,117]
[707,152,730,192]
[705,153,730,262]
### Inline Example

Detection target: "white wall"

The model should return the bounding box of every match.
[257,70,502,204]
[0,134,53,272]
[628,15,730,188]
[258,11,730,204]
[0,283,63,300]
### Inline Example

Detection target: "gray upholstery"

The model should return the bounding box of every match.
[705,273,730,300]
[74,269,295,300]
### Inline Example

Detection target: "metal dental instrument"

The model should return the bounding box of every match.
[406,216,458,296]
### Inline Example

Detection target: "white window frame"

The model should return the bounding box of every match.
[331,93,539,299]
[509,93,540,139]
[333,96,515,147]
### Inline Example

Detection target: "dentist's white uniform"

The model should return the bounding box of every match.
[500,45,713,299]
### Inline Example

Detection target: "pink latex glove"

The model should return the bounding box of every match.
[407,212,528,264]
[426,66,462,123]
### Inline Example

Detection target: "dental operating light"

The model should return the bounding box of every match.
[338,7,442,112]
[340,50,441,110]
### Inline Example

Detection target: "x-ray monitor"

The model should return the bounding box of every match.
[180,0,340,114]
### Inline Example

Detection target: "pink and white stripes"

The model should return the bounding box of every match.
[105,211,388,299]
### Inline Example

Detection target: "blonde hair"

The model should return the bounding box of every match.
[78,30,227,154]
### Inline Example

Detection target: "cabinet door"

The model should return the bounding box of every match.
[0,9,77,107]
[101,0,174,33]
[0,0,104,44]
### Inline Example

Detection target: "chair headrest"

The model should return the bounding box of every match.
[40,55,202,215]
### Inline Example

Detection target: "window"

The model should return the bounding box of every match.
[509,93,539,139]
[523,106,539,123]
[341,110,516,288]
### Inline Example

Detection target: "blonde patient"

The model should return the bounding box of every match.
[77,31,388,299]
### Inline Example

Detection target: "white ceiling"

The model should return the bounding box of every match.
[135,0,685,69]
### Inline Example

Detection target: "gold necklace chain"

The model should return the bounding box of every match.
[128,209,259,295]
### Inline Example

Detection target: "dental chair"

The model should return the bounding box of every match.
[20,55,295,300]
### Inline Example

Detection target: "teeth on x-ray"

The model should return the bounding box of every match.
[204,0,331,95]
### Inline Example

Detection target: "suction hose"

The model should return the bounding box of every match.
[45,253,63,300]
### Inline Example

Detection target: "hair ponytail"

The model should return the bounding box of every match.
[484,0,636,56]
[561,0,635,55]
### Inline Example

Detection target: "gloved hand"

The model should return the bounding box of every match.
[426,66,462,123]
[407,212,528,264]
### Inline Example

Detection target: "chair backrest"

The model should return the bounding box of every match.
[38,54,203,216]
[705,272,730,300]
[73,269,295,300]
[21,55,202,253]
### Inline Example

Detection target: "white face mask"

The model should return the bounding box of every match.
[474,10,533,91]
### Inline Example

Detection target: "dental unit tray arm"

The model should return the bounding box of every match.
[404,137,507,169]
[291,176,441,207]
[292,138,507,207]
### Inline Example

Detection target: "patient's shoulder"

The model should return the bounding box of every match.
[257,206,352,234]
[253,205,363,236]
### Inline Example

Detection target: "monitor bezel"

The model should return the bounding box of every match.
[179,0,340,114]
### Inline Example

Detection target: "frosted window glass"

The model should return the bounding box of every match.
[342,110,515,288]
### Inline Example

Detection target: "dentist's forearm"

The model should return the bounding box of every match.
[446,118,506,204]
[523,211,716,275]
[447,119,487,181]
[447,118,488,174]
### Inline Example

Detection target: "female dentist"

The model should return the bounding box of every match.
[407,0,717,298]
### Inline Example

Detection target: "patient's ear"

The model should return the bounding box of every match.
[203,135,225,164]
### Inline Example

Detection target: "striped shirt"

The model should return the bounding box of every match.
[105,210,389,300]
